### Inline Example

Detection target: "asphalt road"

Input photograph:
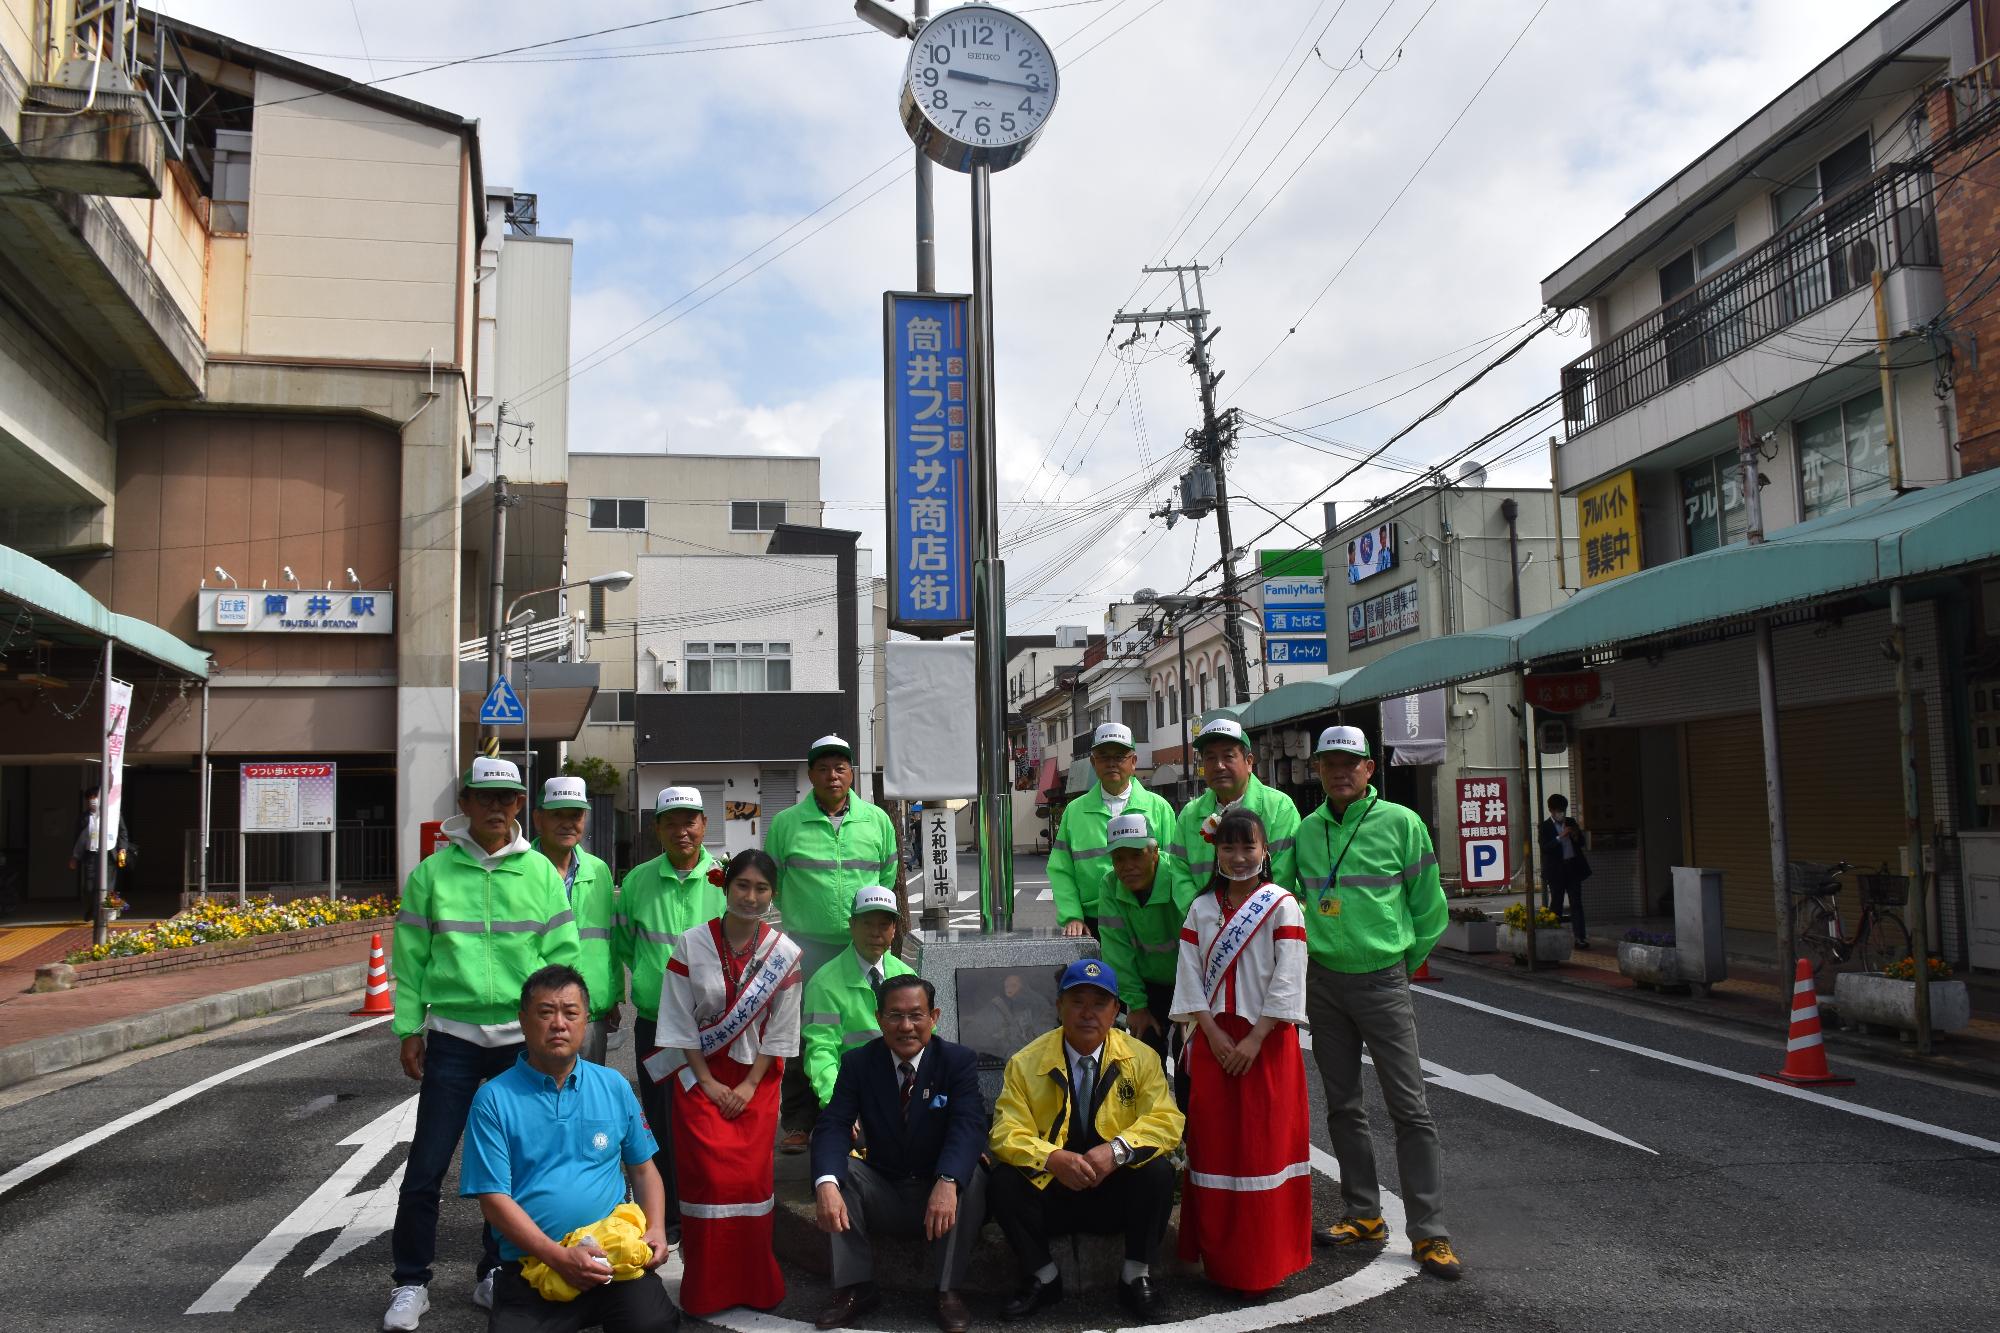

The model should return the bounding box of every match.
[2,855,1996,1331]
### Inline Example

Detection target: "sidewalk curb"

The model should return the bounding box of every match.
[0,960,368,1091]
[1432,952,2000,1091]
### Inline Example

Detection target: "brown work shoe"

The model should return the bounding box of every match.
[815,1283,881,1329]
[935,1289,971,1333]
[781,1128,810,1154]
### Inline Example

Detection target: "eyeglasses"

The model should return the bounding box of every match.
[466,790,518,808]
[880,1010,930,1027]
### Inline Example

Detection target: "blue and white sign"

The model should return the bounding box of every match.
[1260,574,1325,609]
[1265,637,1328,665]
[1264,608,1326,635]
[1462,837,1509,887]
[198,588,394,634]
[884,291,973,636]
[480,677,526,726]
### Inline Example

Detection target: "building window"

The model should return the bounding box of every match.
[1798,389,1890,519]
[588,689,636,724]
[730,500,788,532]
[1215,661,1230,704]
[1198,670,1210,713]
[1168,680,1180,726]
[684,640,793,692]
[212,129,252,233]
[590,498,646,531]
[1121,698,1151,743]
[1154,690,1166,729]
[1679,450,1749,556]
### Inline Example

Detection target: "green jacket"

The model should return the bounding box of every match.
[1048,780,1176,924]
[1098,862,1184,1009]
[615,849,724,1021]
[1294,785,1446,974]
[766,792,900,946]
[1165,776,1302,914]
[531,839,618,1020]
[391,820,582,1040]
[800,945,915,1105]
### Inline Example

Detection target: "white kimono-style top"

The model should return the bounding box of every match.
[652,919,803,1075]
[1169,883,1309,1025]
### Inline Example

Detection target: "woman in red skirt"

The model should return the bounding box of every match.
[648,848,802,1316]
[1170,807,1313,1292]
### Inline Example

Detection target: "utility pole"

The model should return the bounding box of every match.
[1114,262,1252,704]
[914,0,934,293]
[483,403,521,758]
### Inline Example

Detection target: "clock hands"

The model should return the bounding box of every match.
[945,69,1043,93]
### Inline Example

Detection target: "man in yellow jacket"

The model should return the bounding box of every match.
[988,959,1184,1325]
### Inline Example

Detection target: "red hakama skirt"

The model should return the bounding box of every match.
[1178,1014,1312,1291]
[671,1053,784,1316]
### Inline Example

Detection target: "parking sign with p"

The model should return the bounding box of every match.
[1455,776,1511,887]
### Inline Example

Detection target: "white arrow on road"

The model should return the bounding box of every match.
[186,1094,419,1315]
[1417,1057,1656,1153]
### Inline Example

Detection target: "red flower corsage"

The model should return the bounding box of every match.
[706,865,728,887]
[1199,811,1223,845]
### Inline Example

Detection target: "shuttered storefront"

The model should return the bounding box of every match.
[1685,697,1931,936]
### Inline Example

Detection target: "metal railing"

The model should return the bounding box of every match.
[183,824,397,899]
[1560,162,1939,436]
[459,617,572,662]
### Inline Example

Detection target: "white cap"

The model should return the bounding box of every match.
[1195,717,1249,751]
[1091,722,1136,752]
[655,786,704,814]
[852,885,901,917]
[1105,813,1155,850]
[1313,725,1371,758]
[463,756,525,791]
[808,734,854,763]
[541,776,590,809]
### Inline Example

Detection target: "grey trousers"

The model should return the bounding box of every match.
[581,1017,609,1068]
[829,1159,988,1291]
[781,937,845,1130]
[1304,961,1448,1241]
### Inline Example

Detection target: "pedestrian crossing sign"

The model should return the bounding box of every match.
[480,676,525,725]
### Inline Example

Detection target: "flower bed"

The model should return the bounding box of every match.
[66,894,397,964]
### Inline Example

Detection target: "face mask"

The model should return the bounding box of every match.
[726,898,767,921]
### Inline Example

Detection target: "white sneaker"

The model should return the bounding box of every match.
[382,1284,429,1331]
[471,1270,495,1310]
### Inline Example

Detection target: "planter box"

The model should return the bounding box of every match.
[1616,942,1683,989]
[34,917,388,991]
[1496,924,1573,964]
[1832,973,1971,1036]
[1440,920,1498,953]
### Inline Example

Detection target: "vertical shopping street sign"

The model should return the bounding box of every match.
[1259,548,1328,665]
[925,805,957,913]
[885,291,973,637]
[1456,775,1511,888]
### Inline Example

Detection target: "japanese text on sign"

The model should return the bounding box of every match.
[1455,776,1511,887]
[1577,470,1641,587]
[925,808,957,910]
[885,292,973,633]
[1346,580,1420,650]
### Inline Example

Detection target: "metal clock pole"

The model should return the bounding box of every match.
[969,160,1014,931]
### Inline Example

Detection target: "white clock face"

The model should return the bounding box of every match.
[905,5,1058,157]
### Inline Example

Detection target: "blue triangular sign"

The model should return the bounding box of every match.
[480,676,525,725]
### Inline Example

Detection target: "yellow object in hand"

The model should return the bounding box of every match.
[518,1203,654,1302]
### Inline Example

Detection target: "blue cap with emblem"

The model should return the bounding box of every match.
[1058,957,1118,996]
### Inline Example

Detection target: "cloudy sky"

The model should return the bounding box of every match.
[160,0,1889,630]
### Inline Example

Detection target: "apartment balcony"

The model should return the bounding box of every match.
[1556,163,1942,490]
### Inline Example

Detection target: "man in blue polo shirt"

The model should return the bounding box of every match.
[461,965,677,1333]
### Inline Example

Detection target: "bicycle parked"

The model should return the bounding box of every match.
[1788,860,1912,983]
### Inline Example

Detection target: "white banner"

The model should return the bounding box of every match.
[923,806,957,910]
[884,641,976,799]
[104,676,133,852]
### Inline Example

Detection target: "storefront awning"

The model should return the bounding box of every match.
[1065,757,1095,794]
[0,542,209,678]
[1238,670,1357,730]
[1149,762,1184,788]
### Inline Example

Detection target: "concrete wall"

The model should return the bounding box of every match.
[632,553,841,694]
[243,72,463,361]
[0,0,36,83]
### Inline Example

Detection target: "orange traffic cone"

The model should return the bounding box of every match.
[1411,958,1441,984]
[1759,959,1852,1087]
[350,932,394,1016]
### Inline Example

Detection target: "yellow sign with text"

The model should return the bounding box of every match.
[1577,470,1641,587]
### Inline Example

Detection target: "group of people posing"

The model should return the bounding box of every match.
[379,716,1458,1333]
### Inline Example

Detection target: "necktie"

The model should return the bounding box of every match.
[869,965,884,1000]
[899,1060,916,1117]
[1073,1056,1096,1135]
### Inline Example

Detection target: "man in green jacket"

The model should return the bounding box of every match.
[1097,812,1187,1102]
[768,734,901,1150]
[1294,725,1458,1281]
[799,884,913,1108]
[384,757,582,1330]
[530,775,619,1064]
[615,785,725,1242]
[1165,716,1301,913]
[1049,723,1176,938]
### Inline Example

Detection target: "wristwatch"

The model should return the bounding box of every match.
[936,1173,959,1187]
[1111,1137,1133,1167]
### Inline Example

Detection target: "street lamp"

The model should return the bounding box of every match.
[494,569,635,792]
[504,568,634,633]
[855,0,918,40]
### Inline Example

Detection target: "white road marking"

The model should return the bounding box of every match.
[1035,887,1053,902]
[0,1014,391,1200]
[1413,987,2000,1155]
[187,1094,419,1313]
[670,1149,1419,1332]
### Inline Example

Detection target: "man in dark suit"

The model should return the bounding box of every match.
[811,974,988,1333]
[1539,793,1590,947]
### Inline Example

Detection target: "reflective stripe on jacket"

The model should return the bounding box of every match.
[766,792,900,945]
[530,840,618,1019]
[988,1027,1184,1190]
[1164,777,1302,914]
[613,850,724,1022]
[1294,785,1447,974]
[391,839,582,1039]
[800,946,914,1106]
[1048,780,1175,924]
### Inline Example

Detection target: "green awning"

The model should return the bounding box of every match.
[1239,671,1356,730]
[0,543,210,679]
[1339,614,1555,707]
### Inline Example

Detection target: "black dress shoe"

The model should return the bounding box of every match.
[1001,1273,1063,1320]
[1118,1275,1160,1323]
[815,1282,881,1330]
